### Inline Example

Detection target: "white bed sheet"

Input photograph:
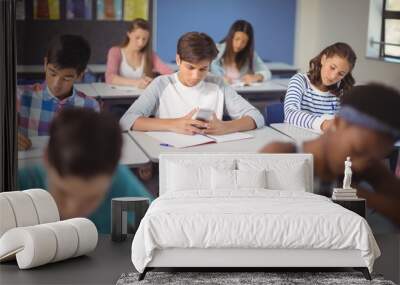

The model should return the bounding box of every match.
[131,190,380,273]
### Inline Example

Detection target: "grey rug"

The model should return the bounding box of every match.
[116,271,396,285]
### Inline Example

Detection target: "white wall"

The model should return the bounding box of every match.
[294,0,400,89]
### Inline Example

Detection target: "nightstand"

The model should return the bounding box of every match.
[332,198,366,218]
[111,197,150,242]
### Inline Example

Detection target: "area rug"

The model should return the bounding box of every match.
[116,271,396,285]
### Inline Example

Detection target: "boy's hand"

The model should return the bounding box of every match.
[18,133,32,151]
[321,119,334,132]
[170,109,208,135]
[203,113,229,135]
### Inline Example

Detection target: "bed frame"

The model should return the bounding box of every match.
[138,154,372,281]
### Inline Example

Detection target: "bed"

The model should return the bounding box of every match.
[131,153,380,280]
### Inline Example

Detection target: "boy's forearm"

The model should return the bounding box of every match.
[222,116,256,133]
[132,117,176,132]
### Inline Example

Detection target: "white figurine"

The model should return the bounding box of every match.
[343,156,352,189]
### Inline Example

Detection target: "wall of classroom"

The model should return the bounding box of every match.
[294,0,400,90]
[155,0,296,64]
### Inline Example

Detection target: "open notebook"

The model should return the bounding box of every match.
[146,131,254,148]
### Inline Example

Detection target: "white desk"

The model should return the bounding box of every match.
[120,132,150,167]
[128,127,293,162]
[75,83,142,99]
[265,62,298,75]
[18,133,149,169]
[233,79,288,94]
[270,123,320,143]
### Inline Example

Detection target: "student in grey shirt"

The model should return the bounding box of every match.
[120,32,264,135]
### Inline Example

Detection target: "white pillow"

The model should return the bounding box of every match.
[237,169,267,189]
[211,168,236,190]
[211,169,267,190]
[266,166,307,191]
[167,160,235,192]
[238,159,308,191]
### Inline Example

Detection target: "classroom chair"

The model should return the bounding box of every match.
[264,101,284,126]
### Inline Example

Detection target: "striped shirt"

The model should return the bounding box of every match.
[284,73,340,131]
[18,82,100,137]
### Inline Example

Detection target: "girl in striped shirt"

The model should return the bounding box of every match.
[284,42,356,132]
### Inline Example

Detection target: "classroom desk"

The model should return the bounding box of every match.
[270,123,320,143]
[75,79,288,100]
[232,79,288,113]
[264,62,298,78]
[75,83,141,118]
[74,83,142,99]
[18,62,298,79]
[0,234,133,285]
[128,126,293,163]
[233,80,288,94]
[18,133,149,169]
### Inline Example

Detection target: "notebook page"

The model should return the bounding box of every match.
[207,132,254,143]
[146,131,213,148]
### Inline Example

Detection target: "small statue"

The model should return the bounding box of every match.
[343,156,352,189]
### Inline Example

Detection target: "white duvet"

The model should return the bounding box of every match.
[131,190,380,273]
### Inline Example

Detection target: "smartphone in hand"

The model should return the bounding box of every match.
[194,108,214,122]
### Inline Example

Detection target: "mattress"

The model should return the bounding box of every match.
[131,190,380,273]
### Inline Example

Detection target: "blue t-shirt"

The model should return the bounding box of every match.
[17,165,153,233]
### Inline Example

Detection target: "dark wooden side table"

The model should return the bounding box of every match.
[332,198,366,218]
[111,197,150,242]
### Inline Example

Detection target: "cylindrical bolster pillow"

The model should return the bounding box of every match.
[65,218,98,257]
[0,189,59,238]
[23,189,59,224]
[0,218,98,269]
[42,221,79,263]
[0,192,39,228]
[0,226,57,269]
[0,196,17,237]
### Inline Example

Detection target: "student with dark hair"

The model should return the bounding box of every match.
[18,108,152,233]
[105,18,172,89]
[119,31,264,135]
[261,83,400,225]
[210,20,271,85]
[18,34,99,151]
[284,42,357,132]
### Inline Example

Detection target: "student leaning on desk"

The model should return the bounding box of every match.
[105,18,173,89]
[119,31,265,135]
[17,34,100,151]
[18,108,153,234]
[284,42,356,133]
[262,83,400,225]
[210,19,271,85]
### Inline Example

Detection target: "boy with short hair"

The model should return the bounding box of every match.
[18,108,153,233]
[18,34,100,150]
[119,32,264,134]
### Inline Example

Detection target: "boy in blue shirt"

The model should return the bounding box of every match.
[18,108,153,233]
